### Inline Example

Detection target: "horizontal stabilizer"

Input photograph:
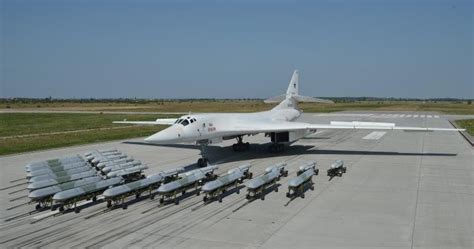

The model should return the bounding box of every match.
[113,118,177,126]
[264,94,334,104]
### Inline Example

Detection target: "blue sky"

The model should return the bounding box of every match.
[1,0,473,99]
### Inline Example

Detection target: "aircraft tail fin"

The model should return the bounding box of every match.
[265,70,334,108]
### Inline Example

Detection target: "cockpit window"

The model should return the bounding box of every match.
[181,119,189,126]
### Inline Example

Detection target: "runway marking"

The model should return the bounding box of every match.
[434,115,440,118]
[363,131,386,140]
[427,115,432,118]
[414,115,419,118]
[400,114,405,118]
[406,115,412,118]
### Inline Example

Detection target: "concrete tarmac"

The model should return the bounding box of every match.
[0,112,472,248]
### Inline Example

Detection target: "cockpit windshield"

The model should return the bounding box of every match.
[175,116,196,126]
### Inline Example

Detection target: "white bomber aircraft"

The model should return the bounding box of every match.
[114,70,464,167]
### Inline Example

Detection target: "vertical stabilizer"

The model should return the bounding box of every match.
[286,70,299,97]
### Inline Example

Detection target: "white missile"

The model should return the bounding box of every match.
[101,161,142,173]
[27,171,99,191]
[201,164,252,202]
[106,165,148,178]
[25,155,83,171]
[96,157,134,169]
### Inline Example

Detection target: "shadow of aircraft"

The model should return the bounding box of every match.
[123,141,457,166]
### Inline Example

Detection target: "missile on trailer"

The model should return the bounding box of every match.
[27,171,99,191]
[157,165,218,204]
[28,168,97,183]
[96,157,134,169]
[327,160,346,177]
[28,176,102,201]
[84,149,118,157]
[26,161,88,174]
[201,164,252,202]
[53,177,123,213]
[245,163,288,200]
[287,162,318,198]
[91,154,127,164]
[25,155,84,171]
[26,164,92,178]
[106,165,148,178]
[101,161,142,173]
[296,161,319,176]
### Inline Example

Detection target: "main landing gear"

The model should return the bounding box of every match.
[232,136,249,152]
[197,142,210,168]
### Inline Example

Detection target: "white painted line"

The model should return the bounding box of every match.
[400,114,405,118]
[363,131,387,140]
[413,115,419,118]
[420,115,426,118]
[427,115,432,118]
[406,115,412,118]
[434,115,440,118]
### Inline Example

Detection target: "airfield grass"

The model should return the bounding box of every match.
[0,113,175,155]
[455,119,474,136]
[3,100,474,114]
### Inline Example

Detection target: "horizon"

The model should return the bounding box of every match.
[2,0,473,99]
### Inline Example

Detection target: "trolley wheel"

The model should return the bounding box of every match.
[135,193,140,199]
[286,192,291,198]
[338,170,343,177]
[203,196,208,202]
[196,191,200,196]
[248,172,253,179]
[261,194,265,201]
[284,170,289,177]
[159,198,164,204]
[236,188,240,194]
[246,194,251,200]
[35,204,41,210]
[122,203,128,210]
[219,197,223,203]
[59,206,65,212]
[343,167,347,173]
[315,169,319,175]
[182,190,186,195]
[150,194,155,200]
[92,196,97,202]
[275,187,278,192]
[310,185,315,191]
[301,193,305,199]
[107,200,112,208]
[74,207,80,214]
[174,199,179,205]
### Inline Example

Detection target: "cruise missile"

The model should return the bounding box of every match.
[90,154,127,164]
[26,165,92,178]
[85,150,122,160]
[96,157,134,169]
[106,165,148,178]
[246,163,288,200]
[84,149,118,157]
[201,164,252,203]
[27,171,99,191]
[28,168,97,183]
[287,162,318,198]
[157,165,218,204]
[26,161,88,175]
[28,176,102,210]
[25,155,84,171]
[101,161,142,173]
[103,168,183,209]
[327,160,346,177]
[53,177,123,213]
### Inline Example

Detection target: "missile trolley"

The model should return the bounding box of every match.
[201,164,252,203]
[53,177,123,213]
[103,168,183,209]
[28,176,102,210]
[286,162,319,198]
[156,165,218,205]
[245,163,288,200]
[327,160,346,177]
[101,160,142,174]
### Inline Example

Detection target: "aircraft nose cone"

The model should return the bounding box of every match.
[145,126,181,143]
